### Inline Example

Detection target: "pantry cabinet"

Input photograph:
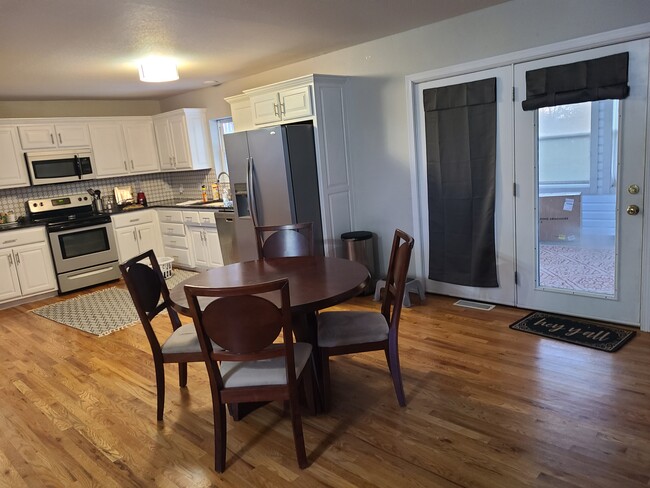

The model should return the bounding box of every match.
[111,210,163,262]
[89,119,160,177]
[225,74,354,257]
[0,126,30,188]
[18,122,90,149]
[0,227,57,305]
[153,109,212,171]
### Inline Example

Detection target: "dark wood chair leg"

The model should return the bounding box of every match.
[384,346,392,373]
[301,357,317,415]
[387,343,406,407]
[215,403,227,473]
[320,350,332,412]
[288,392,308,469]
[178,362,188,388]
[154,361,165,421]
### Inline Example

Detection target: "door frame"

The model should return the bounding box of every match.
[406,22,650,331]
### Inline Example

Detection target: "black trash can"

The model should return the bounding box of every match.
[341,231,376,295]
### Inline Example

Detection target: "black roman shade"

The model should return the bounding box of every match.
[522,52,630,111]
[423,77,498,288]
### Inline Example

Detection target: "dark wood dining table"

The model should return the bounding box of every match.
[169,255,370,412]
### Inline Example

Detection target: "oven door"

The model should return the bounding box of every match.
[48,222,118,274]
[26,150,94,185]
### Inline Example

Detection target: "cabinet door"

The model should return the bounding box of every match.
[18,125,57,149]
[55,123,90,147]
[89,122,129,177]
[189,228,208,267]
[279,85,313,121]
[136,222,163,257]
[0,127,30,188]
[0,249,22,302]
[168,115,191,169]
[204,227,223,267]
[114,226,139,262]
[123,121,160,173]
[250,92,282,125]
[14,243,57,296]
[154,118,174,170]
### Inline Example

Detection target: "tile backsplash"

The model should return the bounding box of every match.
[0,169,219,217]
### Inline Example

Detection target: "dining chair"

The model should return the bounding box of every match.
[317,229,414,410]
[184,278,313,472]
[120,249,205,421]
[255,222,314,258]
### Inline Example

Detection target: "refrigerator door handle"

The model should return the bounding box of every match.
[247,157,259,227]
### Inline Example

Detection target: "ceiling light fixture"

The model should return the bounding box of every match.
[138,57,179,83]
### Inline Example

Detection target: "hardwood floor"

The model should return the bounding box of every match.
[1,284,649,487]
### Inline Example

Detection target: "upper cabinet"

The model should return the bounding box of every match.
[89,118,160,177]
[18,122,90,149]
[249,85,313,126]
[153,108,212,171]
[0,126,30,188]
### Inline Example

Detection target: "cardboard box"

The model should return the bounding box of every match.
[539,193,581,242]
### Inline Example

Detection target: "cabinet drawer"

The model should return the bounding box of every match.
[162,234,189,249]
[182,211,200,225]
[160,222,185,237]
[164,247,192,267]
[0,227,47,249]
[198,211,216,226]
[158,209,183,223]
[112,211,153,228]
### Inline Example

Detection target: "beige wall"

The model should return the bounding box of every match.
[159,0,650,269]
[0,100,161,118]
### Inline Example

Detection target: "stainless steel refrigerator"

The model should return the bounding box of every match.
[224,122,324,262]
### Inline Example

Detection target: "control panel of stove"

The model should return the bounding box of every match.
[27,194,92,214]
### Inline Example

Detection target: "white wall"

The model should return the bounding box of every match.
[0,100,161,118]
[160,0,650,272]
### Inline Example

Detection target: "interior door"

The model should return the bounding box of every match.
[514,40,649,325]
[414,66,516,306]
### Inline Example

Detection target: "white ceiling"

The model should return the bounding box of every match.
[0,0,507,101]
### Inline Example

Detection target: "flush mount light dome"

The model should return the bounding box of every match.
[138,57,179,82]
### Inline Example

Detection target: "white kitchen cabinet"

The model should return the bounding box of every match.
[111,210,163,262]
[18,123,90,149]
[153,109,212,171]
[0,227,57,305]
[89,119,160,177]
[184,210,223,269]
[157,209,194,268]
[225,74,353,257]
[0,126,30,188]
[248,84,313,126]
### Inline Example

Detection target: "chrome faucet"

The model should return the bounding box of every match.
[217,171,229,183]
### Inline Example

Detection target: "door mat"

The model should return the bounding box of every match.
[509,312,636,352]
[32,269,197,337]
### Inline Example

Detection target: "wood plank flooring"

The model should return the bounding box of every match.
[1,283,649,487]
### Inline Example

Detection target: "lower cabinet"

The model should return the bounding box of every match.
[184,210,223,270]
[0,227,57,305]
[111,210,163,263]
[158,209,194,268]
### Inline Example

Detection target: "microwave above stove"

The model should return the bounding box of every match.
[25,149,95,185]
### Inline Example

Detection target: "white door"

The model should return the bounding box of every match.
[169,115,191,168]
[115,227,139,262]
[89,122,128,176]
[14,243,56,296]
[0,249,22,301]
[205,228,223,267]
[514,40,649,325]
[0,127,30,188]
[122,121,160,173]
[414,66,516,305]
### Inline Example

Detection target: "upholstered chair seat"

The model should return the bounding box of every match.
[317,312,389,348]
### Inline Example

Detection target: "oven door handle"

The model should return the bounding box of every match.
[74,154,82,179]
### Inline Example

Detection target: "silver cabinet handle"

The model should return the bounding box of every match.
[133,229,137,240]
[58,133,63,144]
[138,229,142,240]
[2,239,17,245]
[124,160,128,171]
[131,160,134,169]
[8,253,13,267]
[280,102,286,115]
[50,133,55,144]
[273,103,279,117]
[15,253,20,265]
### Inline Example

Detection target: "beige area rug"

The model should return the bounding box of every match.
[32,269,197,336]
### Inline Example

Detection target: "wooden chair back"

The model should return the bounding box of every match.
[120,250,182,354]
[255,222,314,259]
[380,229,415,331]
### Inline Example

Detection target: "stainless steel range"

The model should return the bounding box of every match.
[27,194,121,293]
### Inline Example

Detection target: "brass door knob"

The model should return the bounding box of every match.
[628,184,640,194]
[627,204,640,215]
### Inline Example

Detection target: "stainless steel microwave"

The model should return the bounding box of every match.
[25,149,95,185]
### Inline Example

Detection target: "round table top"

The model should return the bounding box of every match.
[169,256,370,315]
